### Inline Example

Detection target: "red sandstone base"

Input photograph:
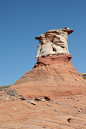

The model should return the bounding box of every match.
[12,54,86,99]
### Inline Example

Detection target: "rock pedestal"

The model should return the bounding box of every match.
[11,28,86,99]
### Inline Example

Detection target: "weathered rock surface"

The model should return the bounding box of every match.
[12,54,86,99]
[35,27,74,58]
[0,93,86,129]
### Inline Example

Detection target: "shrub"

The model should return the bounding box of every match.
[0,87,3,91]
[81,74,86,80]
[0,85,12,91]
[6,88,18,96]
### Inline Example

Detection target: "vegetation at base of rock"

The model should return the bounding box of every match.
[6,88,18,96]
[81,73,86,80]
[0,85,18,97]
[0,85,12,91]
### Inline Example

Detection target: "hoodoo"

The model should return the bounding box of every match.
[12,28,86,98]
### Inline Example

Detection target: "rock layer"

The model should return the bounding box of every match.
[12,54,86,99]
[35,28,74,58]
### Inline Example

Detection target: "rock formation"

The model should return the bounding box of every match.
[35,27,73,58]
[1,27,86,129]
[11,28,86,98]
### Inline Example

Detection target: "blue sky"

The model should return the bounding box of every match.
[0,0,86,85]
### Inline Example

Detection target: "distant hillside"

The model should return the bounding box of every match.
[0,85,12,91]
[81,73,86,80]
[0,85,12,87]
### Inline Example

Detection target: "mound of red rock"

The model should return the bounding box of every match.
[12,54,86,99]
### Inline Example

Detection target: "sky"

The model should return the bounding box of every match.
[0,0,86,85]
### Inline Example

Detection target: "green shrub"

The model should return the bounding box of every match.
[81,74,86,80]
